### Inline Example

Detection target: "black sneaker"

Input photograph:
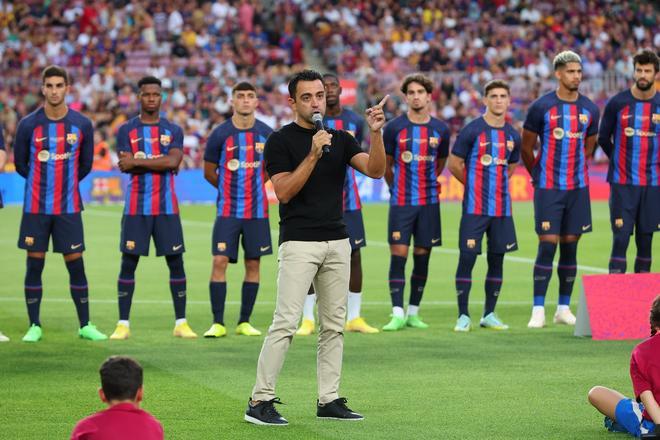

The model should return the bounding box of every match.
[317,397,364,421]
[244,398,288,426]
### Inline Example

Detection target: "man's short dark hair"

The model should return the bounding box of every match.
[288,69,324,99]
[137,76,162,89]
[633,49,659,73]
[650,296,660,336]
[322,73,339,83]
[42,65,69,85]
[400,74,433,95]
[100,356,143,401]
[483,80,510,97]
[232,81,257,94]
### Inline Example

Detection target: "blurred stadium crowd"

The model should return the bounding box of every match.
[0,0,658,169]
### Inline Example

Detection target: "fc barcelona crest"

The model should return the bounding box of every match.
[255,142,265,153]
[653,114,660,124]
[25,236,35,246]
[126,241,136,250]
[392,231,401,241]
[160,134,171,146]
[217,242,227,251]
[506,140,514,151]
[429,137,439,147]
[66,133,78,145]
[466,239,476,249]
[615,218,624,228]
[579,114,588,124]
[541,221,551,231]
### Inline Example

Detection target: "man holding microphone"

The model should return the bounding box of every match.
[245,70,388,425]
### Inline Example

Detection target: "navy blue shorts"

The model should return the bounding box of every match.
[212,216,272,262]
[534,187,592,235]
[18,212,85,254]
[344,209,366,251]
[459,214,518,254]
[610,184,660,235]
[120,214,185,257]
[388,204,441,247]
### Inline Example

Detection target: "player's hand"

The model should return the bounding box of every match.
[311,130,331,158]
[118,151,136,171]
[365,95,389,132]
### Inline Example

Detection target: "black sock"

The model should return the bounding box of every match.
[166,254,186,320]
[239,281,259,324]
[388,255,407,308]
[409,253,430,307]
[557,242,578,306]
[609,231,629,274]
[484,253,504,316]
[66,257,89,327]
[634,233,653,273]
[456,252,477,317]
[117,253,139,321]
[210,281,227,325]
[25,256,45,326]
[533,241,557,306]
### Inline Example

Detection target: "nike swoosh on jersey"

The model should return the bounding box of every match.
[227,146,239,151]
[36,137,48,142]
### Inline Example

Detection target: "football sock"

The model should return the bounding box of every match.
[407,304,419,316]
[166,254,186,320]
[118,253,139,321]
[389,255,407,308]
[409,253,429,307]
[66,257,89,327]
[608,231,629,274]
[533,241,557,306]
[302,292,316,322]
[347,291,361,321]
[484,252,504,316]
[557,241,577,306]
[456,252,477,317]
[634,233,652,273]
[209,281,227,325]
[25,256,45,326]
[239,281,259,324]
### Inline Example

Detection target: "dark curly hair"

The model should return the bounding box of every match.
[650,295,660,336]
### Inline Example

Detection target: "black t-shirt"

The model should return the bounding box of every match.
[265,122,362,244]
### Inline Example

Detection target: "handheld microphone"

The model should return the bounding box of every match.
[311,112,330,154]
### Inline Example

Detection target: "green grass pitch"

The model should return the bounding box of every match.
[0,201,658,439]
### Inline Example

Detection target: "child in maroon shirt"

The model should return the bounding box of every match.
[71,356,163,440]
[588,295,660,437]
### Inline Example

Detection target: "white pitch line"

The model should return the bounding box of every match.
[84,208,609,274]
[0,297,546,306]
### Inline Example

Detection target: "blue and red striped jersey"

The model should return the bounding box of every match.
[204,119,273,219]
[523,92,600,190]
[383,114,450,206]
[13,108,94,214]
[452,117,521,217]
[116,117,183,216]
[598,89,659,186]
[0,125,4,207]
[324,109,365,212]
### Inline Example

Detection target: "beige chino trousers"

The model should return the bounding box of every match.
[252,238,351,404]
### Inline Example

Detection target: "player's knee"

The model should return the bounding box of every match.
[212,256,229,274]
[166,254,185,274]
[63,252,83,262]
[587,386,604,405]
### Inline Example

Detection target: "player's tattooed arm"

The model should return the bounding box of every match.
[447,154,465,185]
[520,129,538,176]
[203,161,218,187]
